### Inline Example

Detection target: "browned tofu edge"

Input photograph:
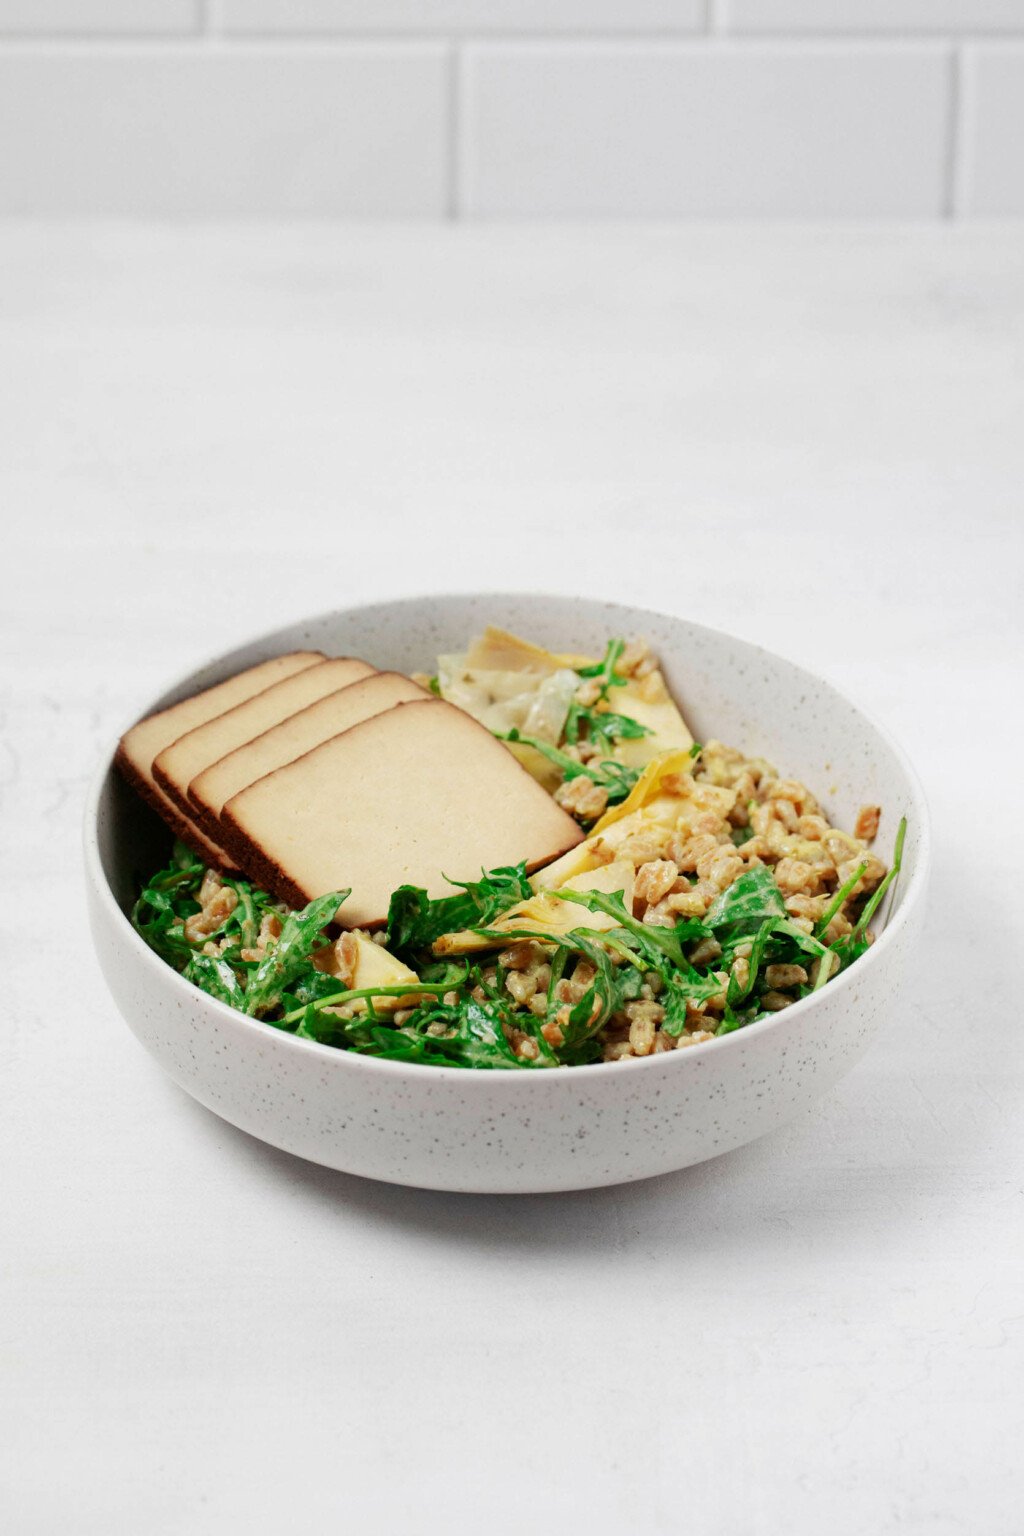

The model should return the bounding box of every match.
[217,808,322,917]
[113,739,239,872]
[219,698,586,925]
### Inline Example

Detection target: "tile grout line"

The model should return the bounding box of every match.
[2,33,1021,52]
[446,42,460,221]
[949,42,976,219]
[9,30,1024,48]
[943,44,960,219]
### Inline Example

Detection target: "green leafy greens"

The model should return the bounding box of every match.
[386,864,531,956]
[127,619,906,1072]
[131,814,902,1068]
[495,727,643,808]
[493,638,657,813]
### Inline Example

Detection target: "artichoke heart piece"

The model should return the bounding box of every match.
[604,675,693,767]
[315,931,423,1012]
[593,748,699,832]
[531,750,736,893]
[592,750,738,838]
[432,860,636,956]
[436,663,578,740]
[465,627,694,768]
[437,644,580,791]
[529,807,676,892]
[464,625,594,674]
[440,624,694,782]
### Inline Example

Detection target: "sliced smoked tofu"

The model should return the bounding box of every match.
[115,651,323,867]
[193,671,429,843]
[221,698,586,929]
[152,657,374,822]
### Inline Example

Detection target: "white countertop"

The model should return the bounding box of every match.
[3,223,1022,1536]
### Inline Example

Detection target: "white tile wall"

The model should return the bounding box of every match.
[0,0,198,31]
[220,1,707,34]
[960,45,1024,215]
[724,1,1024,34]
[0,1,1020,217]
[0,48,448,216]
[460,43,950,218]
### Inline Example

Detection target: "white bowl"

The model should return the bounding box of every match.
[85,594,929,1194]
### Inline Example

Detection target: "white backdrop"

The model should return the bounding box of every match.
[3,221,1023,1534]
[1,1,1024,215]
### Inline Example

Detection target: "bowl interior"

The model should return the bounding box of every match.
[95,594,926,938]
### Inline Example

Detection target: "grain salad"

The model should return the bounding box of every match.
[127,629,904,1069]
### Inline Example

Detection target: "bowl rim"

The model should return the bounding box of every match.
[84,591,931,1086]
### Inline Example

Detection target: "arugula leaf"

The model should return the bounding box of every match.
[575,638,628,690]
[851,815,906,941]
[131,847,206,967]
[565,705,652,758]
[555,932,642,1048]
[495,728,642,808]
[279,978,454,1027]
[660,967,728,1036]
[725,916,775,1006]
[496,638,651,807]
[813,861,868,940]
[440,997,523,1067]
[589,757,644,804]
[826,816,907,973]
[569,707,650,747]
[183,951,246,1008]
[495,728,581,779]
[315,995,525,1070]
[386,864,532,956]
[224,877,259,952]
[550,889,719,1040]
[243,890,348,1016]
[706,865,786,942]
[553,886,707,971]
[561,637,654,765]
[716,1004,743,1037]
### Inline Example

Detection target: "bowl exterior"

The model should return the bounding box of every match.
[86,595,929,1194]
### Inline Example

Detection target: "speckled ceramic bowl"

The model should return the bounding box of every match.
[85,594,929,1194]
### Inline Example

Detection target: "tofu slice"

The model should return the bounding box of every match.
[193,671,429,844]
[115,651,323,867]
[221,698,586,928]
[152,657,375,823]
